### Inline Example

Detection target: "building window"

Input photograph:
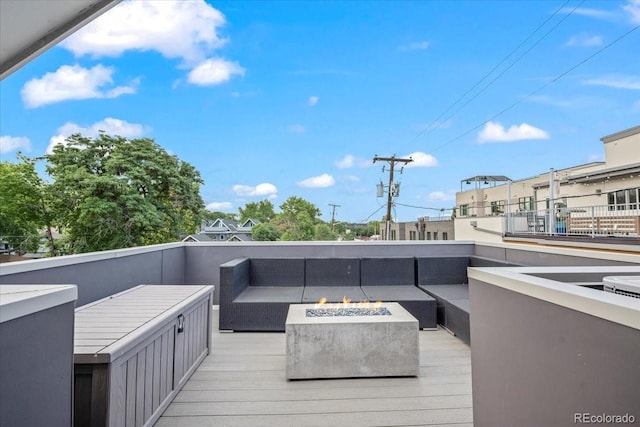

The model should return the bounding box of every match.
[490,201,505,215]
[433,232,438,240]
[519,196,534,211]
[443,232,448,240]
[426,232,431,240]
[390,230,397,240]
[409,230,416,240]
[460,204,469,216]
[608,188,639,211]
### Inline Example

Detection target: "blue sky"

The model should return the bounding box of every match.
[1,0,639,223]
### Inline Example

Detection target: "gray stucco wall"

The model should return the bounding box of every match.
[0,301,75,427]
[474,244,638,267]
[469,278,640,427]
[0,246,185,306]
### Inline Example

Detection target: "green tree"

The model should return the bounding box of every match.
[0,158,49,255]
[274,196,321,241]
[201,209,236,221]
[252,223,281,241]
[46,133,204,253]
[313,223,336,241]
[238,200,276,223]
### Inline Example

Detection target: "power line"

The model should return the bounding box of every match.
[360,204,386,223]
[410,0,574,145]
[395,202,454,212]
[430,22,640,153]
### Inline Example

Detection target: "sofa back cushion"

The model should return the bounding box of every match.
[360,257,415,286]
[417,257,469,285]
[305,258,360,286]
[250,258,305,286]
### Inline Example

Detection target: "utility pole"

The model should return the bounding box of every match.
[328,203,341,231]
[373,155,413,240]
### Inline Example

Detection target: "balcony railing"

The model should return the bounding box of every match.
[504,205,640,237]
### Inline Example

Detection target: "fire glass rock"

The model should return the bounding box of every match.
[305,307,391,317]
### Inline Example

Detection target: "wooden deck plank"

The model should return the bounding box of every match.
[156,408,473,427]
[158,308,473,427]
[173,383,471,403]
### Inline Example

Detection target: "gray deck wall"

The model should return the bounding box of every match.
[0,301,75,427]
[0,246,184,306]
[2,241,636,307]
[474,243,636,266]
[469,278,640,427]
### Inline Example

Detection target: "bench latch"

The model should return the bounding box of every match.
[177,314,185,333]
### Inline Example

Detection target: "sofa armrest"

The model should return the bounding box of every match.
[220,257,250,303]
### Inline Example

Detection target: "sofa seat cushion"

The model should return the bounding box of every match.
[361,285,435,302]
[234,286,303,303]
[418,284,469,303]
[302,286,367,303]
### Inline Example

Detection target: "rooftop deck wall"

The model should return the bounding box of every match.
[468,266,640,427]
[0,244,184,306]
[475,242,639,267]
[1,240,637,307]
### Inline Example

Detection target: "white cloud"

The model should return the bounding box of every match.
[477,122,550,143]
[308,96,319,106]
[61,0,227,66]
[561,7,616,20]
[0,136,31,154]
[565,33,603,47]
[206,202,233,211]
[587,153,605,162]
[584,74,640,90]
[287,124,306,133]
[21,64,137,108]
[297,173,336,188]
[623,0,640,24]
[335,154,371,169]
[47,118,147,154]
[187,58,245,86]
[399,41,430,51]
[342,175,361,182]
[233,183,278,197]
[404,152,439,168]
[428,190,456,201]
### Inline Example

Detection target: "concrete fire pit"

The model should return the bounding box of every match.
[285,302,419,380]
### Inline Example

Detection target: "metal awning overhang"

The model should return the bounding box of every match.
[0,0,121,80]
[532,163,640,189]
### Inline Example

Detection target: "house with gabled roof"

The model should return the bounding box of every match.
[182,218,261,242]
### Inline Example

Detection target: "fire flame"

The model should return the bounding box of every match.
[314,297,383,310]
[314,297,327,309]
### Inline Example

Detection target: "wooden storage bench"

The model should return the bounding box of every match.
[74,285,214,427]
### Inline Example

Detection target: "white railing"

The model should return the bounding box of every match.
[504,205,640,237]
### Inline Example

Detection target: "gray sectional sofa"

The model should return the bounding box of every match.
[219,256,489,332]
[219,255,524,334]
[417,256,524,344]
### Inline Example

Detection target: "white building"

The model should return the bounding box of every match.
[455,125,640,242]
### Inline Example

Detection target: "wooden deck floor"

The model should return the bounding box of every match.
[157,308,473,427]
